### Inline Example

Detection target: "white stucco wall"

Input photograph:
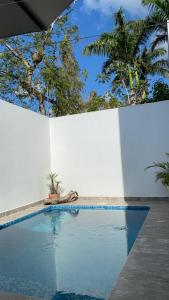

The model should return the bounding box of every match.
[50,109,124,197]
[0,99,169,212]
[118,101,169,197]
[0,101,50,213]
[50,101,169,197]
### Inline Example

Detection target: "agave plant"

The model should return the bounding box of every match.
[47,172,61,194]
[146,153,169,187]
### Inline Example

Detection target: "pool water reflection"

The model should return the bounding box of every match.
[0,207,149,299]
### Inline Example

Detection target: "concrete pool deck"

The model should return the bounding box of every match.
[0,198,169,300]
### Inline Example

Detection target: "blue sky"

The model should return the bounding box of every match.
[68,0,167,100]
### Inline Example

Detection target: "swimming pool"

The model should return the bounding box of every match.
[0,206,149,299]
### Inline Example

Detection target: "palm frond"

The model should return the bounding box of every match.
[152,34,168,50]
[114,8,125,27]
[83,33,117,57]
[145,153,169,187]
[146,162,169,170]
[155,172,169,186]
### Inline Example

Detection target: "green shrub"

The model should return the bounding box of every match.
[145,154,169,187]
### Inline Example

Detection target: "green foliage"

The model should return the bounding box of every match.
[145,154,169,187]
[85,91,108,112]
[84,91,122,112]
[0,3,168,115]
[84,8,168,105]
[47,173,61,194]
[109,95,122,108]
[0,10,84,116]
[141,0,169,49]
[54,35,85,116]
[151,81,169,102]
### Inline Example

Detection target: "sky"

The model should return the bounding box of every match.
[68,0,167,100]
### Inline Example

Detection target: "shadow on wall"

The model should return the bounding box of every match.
[118,101,169,198]
[118,101,169,254]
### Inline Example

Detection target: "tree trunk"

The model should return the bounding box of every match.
[128,67,136,104]
[39,102,46,115]
[129,90,136,105]
[38,94,46,115]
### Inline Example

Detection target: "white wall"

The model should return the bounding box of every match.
[50,110,124,197]
[0,101,50,213]
[118,101,169,197]
[50,101,169,198]
[1,100,169,212]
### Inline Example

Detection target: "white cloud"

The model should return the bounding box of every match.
[83,0,147,17]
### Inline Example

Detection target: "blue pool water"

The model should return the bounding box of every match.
[0,206,149,299]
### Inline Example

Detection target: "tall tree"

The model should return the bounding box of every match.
[84,8,168,104]
[52,35,85,116]
[0,12,85,116]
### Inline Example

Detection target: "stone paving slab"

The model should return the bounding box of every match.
[0,204,44,225]
[109,199,169,300]
[0,198,129,225]
[0,293,41,300]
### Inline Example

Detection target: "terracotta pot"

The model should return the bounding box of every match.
[48,193,60,200]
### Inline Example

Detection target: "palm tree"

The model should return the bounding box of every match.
[84,9,168,104]
[141,0,169,49]
[145,153,169,188]
[108,47,168,104]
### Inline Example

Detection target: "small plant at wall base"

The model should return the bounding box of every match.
[145,154,169,189]
[47,173,61,199]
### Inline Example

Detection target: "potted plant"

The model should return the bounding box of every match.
[145,153,169,189]
[47,172,61,199]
